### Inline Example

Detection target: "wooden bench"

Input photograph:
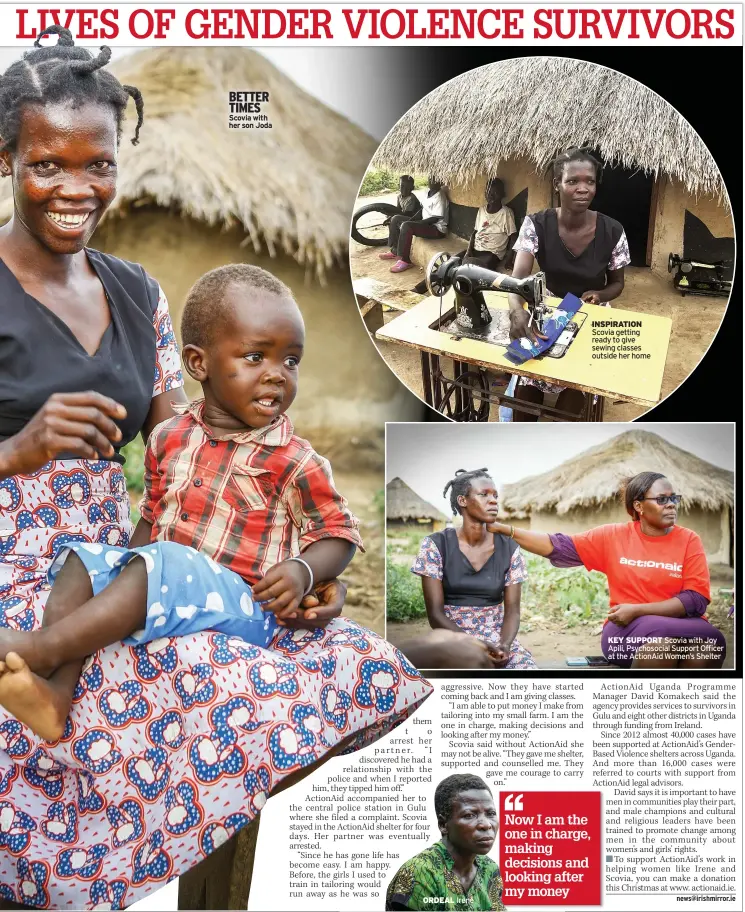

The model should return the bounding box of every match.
[409,233,464,268]
[353,276,424,334]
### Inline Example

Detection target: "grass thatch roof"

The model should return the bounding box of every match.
[387,477,447,523]
[501,430,733,518]
[0,48,376,276]
[373,58,727,204]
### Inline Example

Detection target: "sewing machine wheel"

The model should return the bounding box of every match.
[426,252,451,297]
[668,252,685,273]
[436,369,490,422]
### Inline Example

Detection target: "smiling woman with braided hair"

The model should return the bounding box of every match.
[0,29,436,910]
[0,26,184,909]
[411,468,536,669]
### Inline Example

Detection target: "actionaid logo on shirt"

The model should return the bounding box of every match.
[620,557,683,576]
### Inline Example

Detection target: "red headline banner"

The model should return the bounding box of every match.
[9,4,742,45]
[500,791,602,905]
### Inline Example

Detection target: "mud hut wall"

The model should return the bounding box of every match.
[650,177,734,276]
[530,504,727,562]
[387,519,443,535]
[447,158,552,222]
[681,506,728,565]
[96,211,418,435]
[530,504,624,536]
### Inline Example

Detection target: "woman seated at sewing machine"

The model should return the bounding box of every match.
[504,147,631,422]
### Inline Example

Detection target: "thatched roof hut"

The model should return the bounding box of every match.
[372,59,733,273]
[501,430,733,563]
[0,48,420,441]
[1,47,372,276]
[374,58,724,202]
[387,477,448,532]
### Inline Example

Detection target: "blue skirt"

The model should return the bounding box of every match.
[48,540,277,647]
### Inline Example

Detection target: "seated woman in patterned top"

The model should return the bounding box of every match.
[386,774,505,911]
[412,468,536,669]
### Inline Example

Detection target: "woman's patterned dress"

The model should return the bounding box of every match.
[0,290,432,909]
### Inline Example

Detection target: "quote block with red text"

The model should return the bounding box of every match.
[499,791,601,905]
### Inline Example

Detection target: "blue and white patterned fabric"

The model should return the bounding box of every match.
[49,541,277,647]
[504,293,583,365]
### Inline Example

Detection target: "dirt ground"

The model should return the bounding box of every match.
[387,564,735,669]
[334,470,385,635]
[351,192,728,422]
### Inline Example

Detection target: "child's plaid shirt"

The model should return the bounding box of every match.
[138,400,363,584]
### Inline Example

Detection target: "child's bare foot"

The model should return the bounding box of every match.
[0,628,50,676]
[0,653,69,741]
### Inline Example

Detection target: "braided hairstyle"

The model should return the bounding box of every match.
[0,25,144,153]
[550,147,604,185]
[622,471,667,521]
[443,468,492,517]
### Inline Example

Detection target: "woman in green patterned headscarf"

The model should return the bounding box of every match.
[386,774,505,911]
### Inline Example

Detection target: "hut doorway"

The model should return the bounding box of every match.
[593,162,654,267]
[551,157,655,267]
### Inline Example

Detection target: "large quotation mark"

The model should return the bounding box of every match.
[503,793,524,811]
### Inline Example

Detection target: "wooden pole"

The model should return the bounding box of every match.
[177,816,261,910]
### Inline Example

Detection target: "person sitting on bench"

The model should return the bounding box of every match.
[380,176,449,273]
[470,177,517,270]
[394,174,422,218]
[411,176,516,293]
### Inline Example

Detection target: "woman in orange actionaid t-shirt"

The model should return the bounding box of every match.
[488,472,726,669]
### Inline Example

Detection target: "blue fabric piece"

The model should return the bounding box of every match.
[499,374,518,422]
[504,293,583,365]
[49,541,277,647]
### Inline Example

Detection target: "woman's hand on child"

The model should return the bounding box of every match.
[301,579,346,625]
[606,604,638,627]
[277,579,347,630]
[253,560,309,618]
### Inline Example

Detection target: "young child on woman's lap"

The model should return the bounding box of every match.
[0,265,362,741]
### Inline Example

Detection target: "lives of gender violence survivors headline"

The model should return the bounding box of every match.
[11,5,740,44]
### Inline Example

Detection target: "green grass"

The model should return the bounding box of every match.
[121,436,145,524]
[386,557,426,621]
[386,528,427,554]
[385,532,611,629]
[521,556,609,630]
[121,436,145,495]
[360,169,429,196]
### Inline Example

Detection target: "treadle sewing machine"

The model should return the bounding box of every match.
[668,252,733,298]
[373,248,674,423]
[425,251,585,358]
